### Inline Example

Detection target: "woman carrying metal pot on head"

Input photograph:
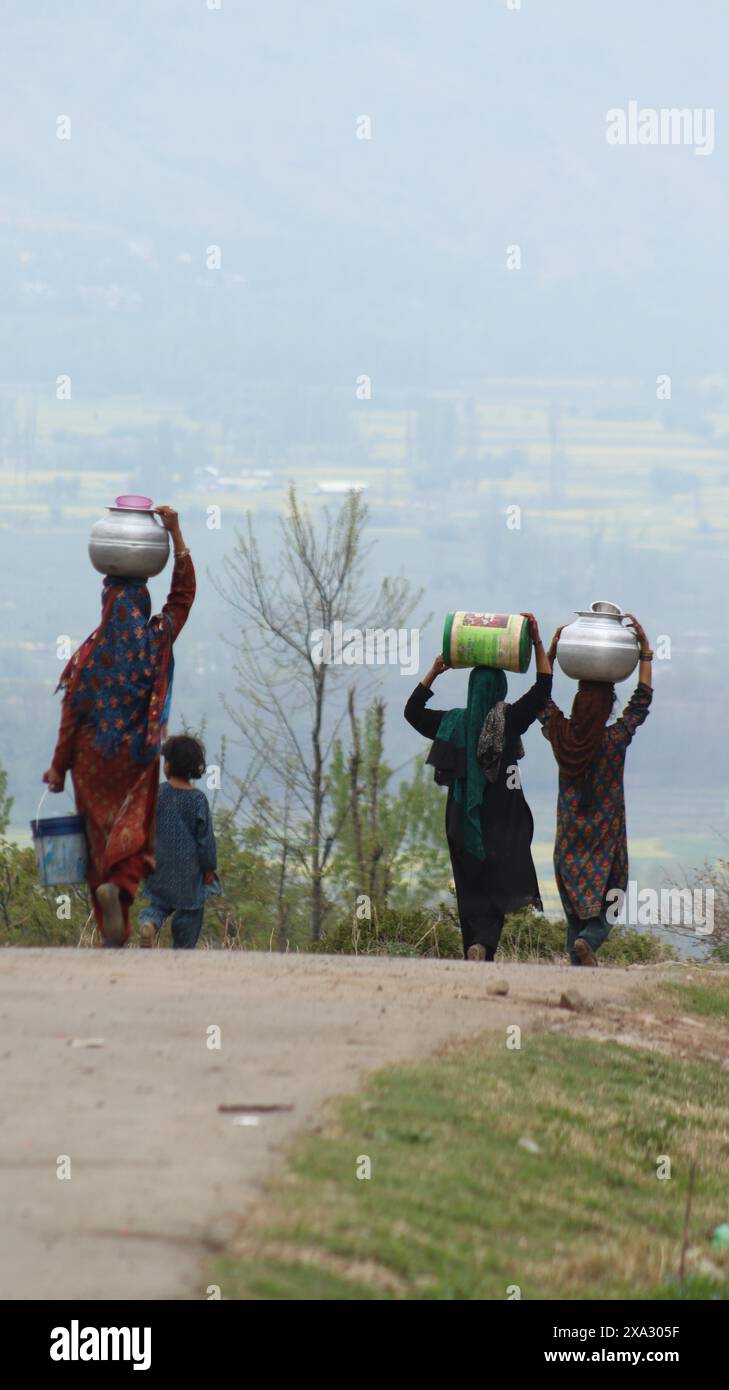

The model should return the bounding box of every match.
[539,614,653,967]
[404,613,555,961]
[41,506,196,947]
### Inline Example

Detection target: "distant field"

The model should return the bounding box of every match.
[1,385,728,548]
[2,382,728,905]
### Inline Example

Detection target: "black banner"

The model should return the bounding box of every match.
[1,1299,719,1375]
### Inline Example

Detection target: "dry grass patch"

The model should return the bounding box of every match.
[212,1032,729,1301]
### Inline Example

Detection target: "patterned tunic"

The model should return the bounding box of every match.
[143,784,217,910]
[51,554,196,940]
[539,682,653,920]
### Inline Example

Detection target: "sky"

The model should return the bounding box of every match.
[1,1,727,387]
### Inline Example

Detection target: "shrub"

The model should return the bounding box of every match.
[500,911,673,965]
[312,903,463,958]
[312,903,674,965]
[0,840,90,946]
[497,910,565,961]
[600,926,674,965]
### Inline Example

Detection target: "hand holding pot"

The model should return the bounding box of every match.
[154,506,188,557]
[548,625,567,663]
[624,613,648,650]
[153,505,179,532]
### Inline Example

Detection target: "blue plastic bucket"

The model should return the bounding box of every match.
[31,791,87,887]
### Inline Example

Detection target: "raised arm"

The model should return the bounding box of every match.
[154,506,196,640]
[404,654,449,739]
[520,612,554,677]
[610,614,653,746]
[506,674,553,736]
[534,625,568,732]
[505,614,554,735]
[610,682,653,747]
[624,613,653,690]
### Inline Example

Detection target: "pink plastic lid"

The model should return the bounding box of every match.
[114,495,154,509]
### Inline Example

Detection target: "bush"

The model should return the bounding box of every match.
[312,902,675,965]
[500,911,673,964]
[601,927,674,965]
[498,910,565,961]
[312,904,463,959]
[0,841,91,946]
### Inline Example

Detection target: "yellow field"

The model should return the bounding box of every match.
[1,384,728,545]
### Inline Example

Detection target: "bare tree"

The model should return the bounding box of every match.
[347,689,366,891]
[328,693,452,920]
[214,485,421,941]
[366,698,386,904]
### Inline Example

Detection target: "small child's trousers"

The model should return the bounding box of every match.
[139,898,204,949]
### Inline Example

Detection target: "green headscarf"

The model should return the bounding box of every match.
[436,665,508,861]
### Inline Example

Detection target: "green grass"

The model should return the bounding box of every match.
[212,1033,729,1301]
[658,975,729,1024]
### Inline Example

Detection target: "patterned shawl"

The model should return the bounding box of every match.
[56,577,174,764]
[477,700,525,783]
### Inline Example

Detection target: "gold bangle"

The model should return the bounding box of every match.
[174,548,190,559]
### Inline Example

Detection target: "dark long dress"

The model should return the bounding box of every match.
[404,672,552,956]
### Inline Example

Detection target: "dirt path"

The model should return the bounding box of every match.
[0,949,677,1300]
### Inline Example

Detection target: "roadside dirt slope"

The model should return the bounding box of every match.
[0,949,681,1300]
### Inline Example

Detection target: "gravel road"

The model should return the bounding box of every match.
[0,949,662,1300]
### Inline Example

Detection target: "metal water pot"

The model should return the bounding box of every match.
[88,496,170,579]
[556,601,639,684]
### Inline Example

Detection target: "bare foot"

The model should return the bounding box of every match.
[96,883,125,946]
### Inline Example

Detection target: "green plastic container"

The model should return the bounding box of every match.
[442,611,532,673]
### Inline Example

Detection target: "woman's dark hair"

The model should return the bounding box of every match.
[162,734,206,781]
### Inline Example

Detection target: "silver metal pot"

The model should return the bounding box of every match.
[556,600,639,684]
[88,498,170,579]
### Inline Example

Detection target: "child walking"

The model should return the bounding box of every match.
[139,734,218,949]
